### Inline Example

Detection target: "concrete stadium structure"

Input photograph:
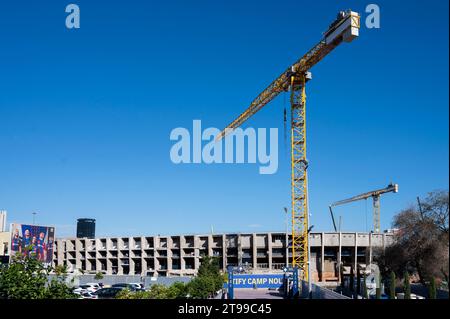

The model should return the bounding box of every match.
[52,232,394,282]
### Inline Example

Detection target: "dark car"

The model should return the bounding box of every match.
[94,287,124,299]
[111,283,141,291]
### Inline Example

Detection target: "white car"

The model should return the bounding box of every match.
[73,286,88,295]
[84,283,101,292]
[74,283,100,294]
[129,283,145,290]
[80,291,98,299]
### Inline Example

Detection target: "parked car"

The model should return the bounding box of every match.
[128,283,146,291]
[73,283,100,294]
[84,283,101,291]
[111,283,140,291]
[94,287,124,299]
[80,291,98,299]
[73,289,85,296]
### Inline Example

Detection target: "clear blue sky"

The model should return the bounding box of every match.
[0,0,448,238]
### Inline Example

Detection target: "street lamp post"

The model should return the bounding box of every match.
[283,207,289,267]
[307,225,314,297]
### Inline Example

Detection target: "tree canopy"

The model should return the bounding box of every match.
[116,256,224,299]
[375,190,449,284]
[0,254,76,299]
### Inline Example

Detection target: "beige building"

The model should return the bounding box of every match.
[0,211,6,232]
[50,231,394,282]
[0,231,9,256]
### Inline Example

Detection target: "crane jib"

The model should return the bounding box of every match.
[218,11,360,140]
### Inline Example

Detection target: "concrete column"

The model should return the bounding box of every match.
[338,232,342,281]
[267,233,273,270]
[208,235,213,257]
[130,258,135,275]
[321,232,325,282]
[117,259,123,275]
[142,258,147,276]
[194,256,200,270]
[252,233,257,270]
[369,233,373,266]
[167,248,172,272]
[140,236,145,276]
[237,234,242,266]
[222,234,226,270]
[106,258,112,275]
[96,259,101,274]
[194,235,200,270]
[153,255,158,273]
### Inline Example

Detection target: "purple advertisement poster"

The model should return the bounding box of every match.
[10,223,55,265]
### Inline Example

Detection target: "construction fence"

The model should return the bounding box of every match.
[300,280,350,299]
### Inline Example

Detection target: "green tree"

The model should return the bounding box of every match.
[167,282,188,299]
[188,276,215,299]
[148,284,171,299]
[116,282,189,299]
[46,278,76,299]
[94,272,104,280]
[0,254,75,299]
[114,256,223,299]
[186,256,224,298]
[404,271,411,299]
[375,191,449,284]
[428,277,437,299]
[362,273,368,299]
[389,271,396,299]
[356,266,361,297]
[349,266,355,299]
[376,276,381,299]
[116,288,136,299]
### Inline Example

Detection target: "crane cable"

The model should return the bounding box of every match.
[283,93,287,157]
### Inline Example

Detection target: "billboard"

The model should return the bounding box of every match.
[231,274,284,289]
[10,223,55,265]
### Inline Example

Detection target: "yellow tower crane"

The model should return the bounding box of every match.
[217,10,360,280]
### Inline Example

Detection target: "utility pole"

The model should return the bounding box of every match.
[338,216,342,233]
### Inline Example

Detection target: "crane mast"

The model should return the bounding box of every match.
[217,10,360,281]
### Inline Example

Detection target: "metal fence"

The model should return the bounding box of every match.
[300,280,350,299]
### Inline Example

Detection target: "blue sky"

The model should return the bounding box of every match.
[0,0,448,238]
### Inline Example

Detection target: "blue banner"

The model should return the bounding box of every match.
[231,274,284,289]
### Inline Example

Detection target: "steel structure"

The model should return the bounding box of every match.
[217,10,360,280]
[329,183,399,233]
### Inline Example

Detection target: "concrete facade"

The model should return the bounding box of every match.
[50,232,394,282]
[0,211,6,232]
[0,231,9,256]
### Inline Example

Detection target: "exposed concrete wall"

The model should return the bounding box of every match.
[51,232,394,282]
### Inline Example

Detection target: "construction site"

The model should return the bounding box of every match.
[0,1,448,307]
